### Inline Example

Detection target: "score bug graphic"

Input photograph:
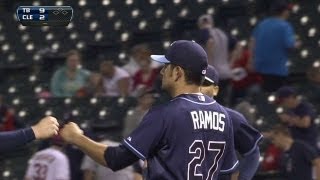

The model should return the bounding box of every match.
[16,6,73,26]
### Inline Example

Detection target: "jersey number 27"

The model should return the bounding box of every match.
[187,140,225,180]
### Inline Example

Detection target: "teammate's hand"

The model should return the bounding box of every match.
[59,122,84,144]
[31,116,59,139]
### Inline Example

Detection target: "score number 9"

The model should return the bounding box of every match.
[39,8,45,20]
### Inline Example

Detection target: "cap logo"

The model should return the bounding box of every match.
[202,69,207,75]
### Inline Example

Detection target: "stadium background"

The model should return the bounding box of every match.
[0,0,319,179]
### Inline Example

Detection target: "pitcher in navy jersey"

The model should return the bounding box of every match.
[201,65,263,180]
[60,40,238,180]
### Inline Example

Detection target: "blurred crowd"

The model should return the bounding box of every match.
[1,0,320,179]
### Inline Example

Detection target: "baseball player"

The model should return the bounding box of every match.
[60,40,238,179]
[0,116,59,153]
[201,65,263,180]
[24,135,70,180]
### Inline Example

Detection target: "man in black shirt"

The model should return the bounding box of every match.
[276,86,319,150]
[268,124,320,180]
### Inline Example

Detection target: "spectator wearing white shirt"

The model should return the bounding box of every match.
[95,56,130,97]
[123,44,161,76]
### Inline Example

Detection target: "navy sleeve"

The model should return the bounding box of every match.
[104,145,140,171]
[0,127,35,153]
[220,109,240,174]
[122,107,166,160]
[228,109,263,155]
[238,147,261,180]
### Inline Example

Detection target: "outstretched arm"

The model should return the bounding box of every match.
[60,122,108,166]
[0,116,59,153]
[60,122,139,171]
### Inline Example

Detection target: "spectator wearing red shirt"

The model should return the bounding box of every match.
[132,58,160,96]
[0,95,16,131]
[230,45,262,104]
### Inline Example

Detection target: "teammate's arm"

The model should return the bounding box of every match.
[0,116,59,153]
[237,147,260,180]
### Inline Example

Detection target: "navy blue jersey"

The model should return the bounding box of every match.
[123,94,238,180]
[226,108,262,156]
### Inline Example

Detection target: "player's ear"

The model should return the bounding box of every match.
[174,66,183,81]
[213,86,219,96]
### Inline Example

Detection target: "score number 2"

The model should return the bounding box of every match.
[39,8,45,20]
[187,140,225,180]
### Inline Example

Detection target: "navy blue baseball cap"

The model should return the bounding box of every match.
[275,86,297,104]
[151,40,208,75]
[276,86,297,99]
[205,65,219,85]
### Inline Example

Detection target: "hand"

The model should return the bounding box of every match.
[60,122,84,144]
[31,116,59,139]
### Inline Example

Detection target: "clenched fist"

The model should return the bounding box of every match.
[31,116,59,139]
[60,122,84,144]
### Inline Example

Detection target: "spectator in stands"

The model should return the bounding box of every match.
[95,56,130,97]
[197,14,232,105]
[25,135,70,180]
[266,124,320,180]
[132,57,160,96]
[249,0,300,92]
[122,90,157,137]
[81,138,140,180]
[260,142,283,172]
[123,44,160,76]
[276,86,319,151]
[50,50,91,97]
[230,43,262,104]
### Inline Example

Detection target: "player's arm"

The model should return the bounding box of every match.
[313,157,320,180]
[60,122,139,171]
[227,109,262,180]
[60,123,108,166]
[0,116,59,153]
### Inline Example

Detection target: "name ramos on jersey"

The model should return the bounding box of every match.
[190,110,225,131]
